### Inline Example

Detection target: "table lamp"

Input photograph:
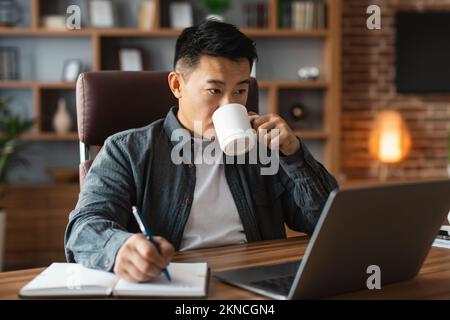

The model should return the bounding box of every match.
[369,111,411,180]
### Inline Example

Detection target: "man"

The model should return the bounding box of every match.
[64,20,338,283]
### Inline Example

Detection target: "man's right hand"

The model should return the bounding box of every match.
[114,234,175,282]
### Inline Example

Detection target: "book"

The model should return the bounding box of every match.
[138,1,156,30]
[257,3,265,28]
[244,2,269,29]
[304,2,314,30]
[297,2,306,30]
[433,238,450,249]
[244,3,256,28]
[290,1,326,31]
[0,47,19,80]
[291,2,299,30]
[0,49,6,80]
[169,2,193,29]
[262,3,269,28]
[433,225,450,249]
[19,262,209,298]
[89,0,115,28]
[280,1,292,29]
[244,3,252,28]
[9,47,19,80]
[316,1,326,29]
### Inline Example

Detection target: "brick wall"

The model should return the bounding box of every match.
[341,0,450,180]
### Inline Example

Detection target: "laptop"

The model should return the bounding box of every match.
[215,179,450,299]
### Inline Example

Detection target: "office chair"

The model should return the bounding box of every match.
[76,71,259,189]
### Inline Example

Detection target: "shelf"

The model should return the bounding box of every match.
[0,81,35,89]
[37,82,76,89]
[0,27,329,38]
[0,81,76,90]
[94,28,179,37]
[294,131,328,139]
[242,29,329,37]
[21,132,79,141]
[0,27,174,37]
[0,27,93,36]
[258,80,329,89]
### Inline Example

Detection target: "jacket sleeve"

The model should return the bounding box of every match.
[64,135,136,272]
[278,138,339,234]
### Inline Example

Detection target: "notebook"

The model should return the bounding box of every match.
[19,262,209,298]
[433,225,450,249]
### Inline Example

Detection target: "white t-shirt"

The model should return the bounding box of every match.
[179,137,247,251]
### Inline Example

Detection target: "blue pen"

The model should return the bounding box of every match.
[131,206,171,281]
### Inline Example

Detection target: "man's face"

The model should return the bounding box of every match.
[170,55,251,138]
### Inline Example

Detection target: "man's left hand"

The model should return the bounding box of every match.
[249,112,300,156]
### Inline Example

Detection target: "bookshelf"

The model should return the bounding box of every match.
[0,0,341,182]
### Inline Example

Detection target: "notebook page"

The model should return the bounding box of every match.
[19,263,119,297]
[113,262,208,297]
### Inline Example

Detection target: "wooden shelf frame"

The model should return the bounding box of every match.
[22,132,78,141]
[0,27,329,38]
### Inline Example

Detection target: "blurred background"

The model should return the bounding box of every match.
[0,0,449,271]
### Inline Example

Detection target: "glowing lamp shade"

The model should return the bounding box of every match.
[369,111,411,164]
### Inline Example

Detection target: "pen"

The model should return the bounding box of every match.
[131,206,171,281]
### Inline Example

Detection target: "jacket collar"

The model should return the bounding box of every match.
[163,105,192,148]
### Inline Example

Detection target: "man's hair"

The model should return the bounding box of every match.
[173,19,258,74]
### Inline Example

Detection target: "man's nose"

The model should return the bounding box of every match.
[220,94,237,106]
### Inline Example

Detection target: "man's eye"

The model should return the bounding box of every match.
[207,89,221,95]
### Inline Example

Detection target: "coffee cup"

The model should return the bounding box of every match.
[212,103,259,156]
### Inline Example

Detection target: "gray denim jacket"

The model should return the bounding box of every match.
[64,106,338,271]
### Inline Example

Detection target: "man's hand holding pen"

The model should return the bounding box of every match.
[114,234,175,283]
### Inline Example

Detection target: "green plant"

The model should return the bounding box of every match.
[201,0,230,14]
[0,97,34,186]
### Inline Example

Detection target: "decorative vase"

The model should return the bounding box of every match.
[53,97,72,134]
[0,208,5,271]
[206,14,224,22]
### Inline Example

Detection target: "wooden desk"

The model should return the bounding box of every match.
[1,236,450,300]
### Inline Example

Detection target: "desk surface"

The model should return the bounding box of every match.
[1,236,450,300]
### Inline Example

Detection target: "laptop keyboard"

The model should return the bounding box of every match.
[249,274,296,295]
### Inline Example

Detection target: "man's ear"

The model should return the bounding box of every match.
[168,71,183,99]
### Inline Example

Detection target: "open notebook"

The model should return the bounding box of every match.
[20,262,209,298]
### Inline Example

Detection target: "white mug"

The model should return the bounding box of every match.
[212,103,259,156]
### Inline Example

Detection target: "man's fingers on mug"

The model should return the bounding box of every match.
[252,114,271,127]
[266,131,282,149]
[256,120,277,134]
[263,130,281,149]
[258,124,280,141]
